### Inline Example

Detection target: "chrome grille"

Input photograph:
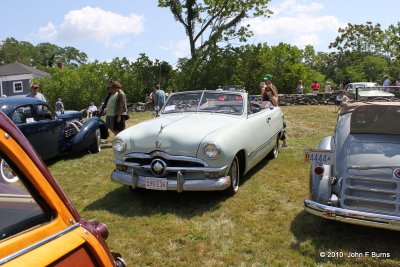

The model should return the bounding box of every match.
[64,119,83,139]
[124,157,205,168]
[341,166,400,215]
[123,151,209,179]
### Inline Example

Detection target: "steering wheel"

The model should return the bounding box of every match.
[217,105,239,113]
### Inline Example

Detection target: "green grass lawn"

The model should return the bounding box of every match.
[48,105,400,267]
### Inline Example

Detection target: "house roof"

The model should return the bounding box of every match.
[0,62,49,77]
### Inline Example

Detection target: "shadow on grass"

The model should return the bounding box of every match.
[240,155,273,185]
[84,153,274,219]
[290,211,400,263]
[45,153,86,166]
[45,145,112,167]
[84,186,229,219]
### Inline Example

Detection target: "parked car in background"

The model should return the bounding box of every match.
[0,111,126,266]
[111,90,285,195]
[304,100,400,230]
[0,96,109,161]
[344,82,394,100]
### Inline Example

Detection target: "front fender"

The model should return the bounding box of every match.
[310,136,333,204]
[71,117,109,152]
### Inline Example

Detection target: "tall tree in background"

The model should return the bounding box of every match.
[0,38,36,65]
[0,38,88,69]
[158,0,272,59]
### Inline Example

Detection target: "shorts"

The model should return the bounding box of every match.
[106,115,126,131]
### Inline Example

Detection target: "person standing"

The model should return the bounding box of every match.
[383,75,391,92]
[261,74,278,99]
[324,81,332,94]
[55,98,64,114]
[261,78,287,148]
[263,74,277,90]
[105,81,128,135]
[99,81,113,116]
[296,80,304,94]
[311,80,320,94]
[263,84,279,107]
[153,84,166,115]
[27,84,47,102]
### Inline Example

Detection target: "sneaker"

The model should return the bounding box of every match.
[281,144,288,148]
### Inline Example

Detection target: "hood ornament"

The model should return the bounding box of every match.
[156,140,162,148]
[159,124,165,133]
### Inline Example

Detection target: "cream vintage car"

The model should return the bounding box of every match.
[111,90,285,195]
[344,82,394,100]
[304,100,400,230]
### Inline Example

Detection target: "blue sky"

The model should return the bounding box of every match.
[1,0,399,65]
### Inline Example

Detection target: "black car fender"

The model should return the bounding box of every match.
[71,117,109,152]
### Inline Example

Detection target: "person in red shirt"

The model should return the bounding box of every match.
[311,80,320,94]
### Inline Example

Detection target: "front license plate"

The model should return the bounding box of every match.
[145,177,168,190]
[304,149,335,165]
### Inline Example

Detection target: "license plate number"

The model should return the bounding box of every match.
[304,149,335,164]
[145,177,168,190]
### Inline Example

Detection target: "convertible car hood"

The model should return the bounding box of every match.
[120,113,240,157]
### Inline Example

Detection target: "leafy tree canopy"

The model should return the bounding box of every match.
[158,0,272,59]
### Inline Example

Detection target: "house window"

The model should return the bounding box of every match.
[13,82,23,93]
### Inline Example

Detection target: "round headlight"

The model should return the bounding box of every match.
[204,143,220,159]
[113,139,126,152]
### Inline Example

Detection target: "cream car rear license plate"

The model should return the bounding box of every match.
[304,149,335,165]
[145,177,168,190]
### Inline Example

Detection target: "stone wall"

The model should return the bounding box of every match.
[127,92,340,112]
[278,92,339,106]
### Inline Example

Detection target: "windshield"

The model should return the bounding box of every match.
[162,91,244,115]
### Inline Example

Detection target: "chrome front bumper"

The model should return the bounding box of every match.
[304,199,400,231]
[111,169,231,192]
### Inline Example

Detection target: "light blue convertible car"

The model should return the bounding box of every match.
[304,101,400,230]
[111,90,285,195]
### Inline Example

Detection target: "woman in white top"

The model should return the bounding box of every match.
[296,80,304,94]
[325,81,332,94]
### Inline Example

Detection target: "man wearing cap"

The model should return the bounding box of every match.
[260,74,277,101]
[27,84,47,102]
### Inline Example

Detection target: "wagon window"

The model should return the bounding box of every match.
[350,105,400,134]
[0,156,50,240]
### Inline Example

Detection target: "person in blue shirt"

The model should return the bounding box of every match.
[153,84,166,115]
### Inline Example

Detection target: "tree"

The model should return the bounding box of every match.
[59,46,88,67]
[35,42,61,68]
[0,38,36,65]
[329,22,385,56]
[158,0,272,59]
